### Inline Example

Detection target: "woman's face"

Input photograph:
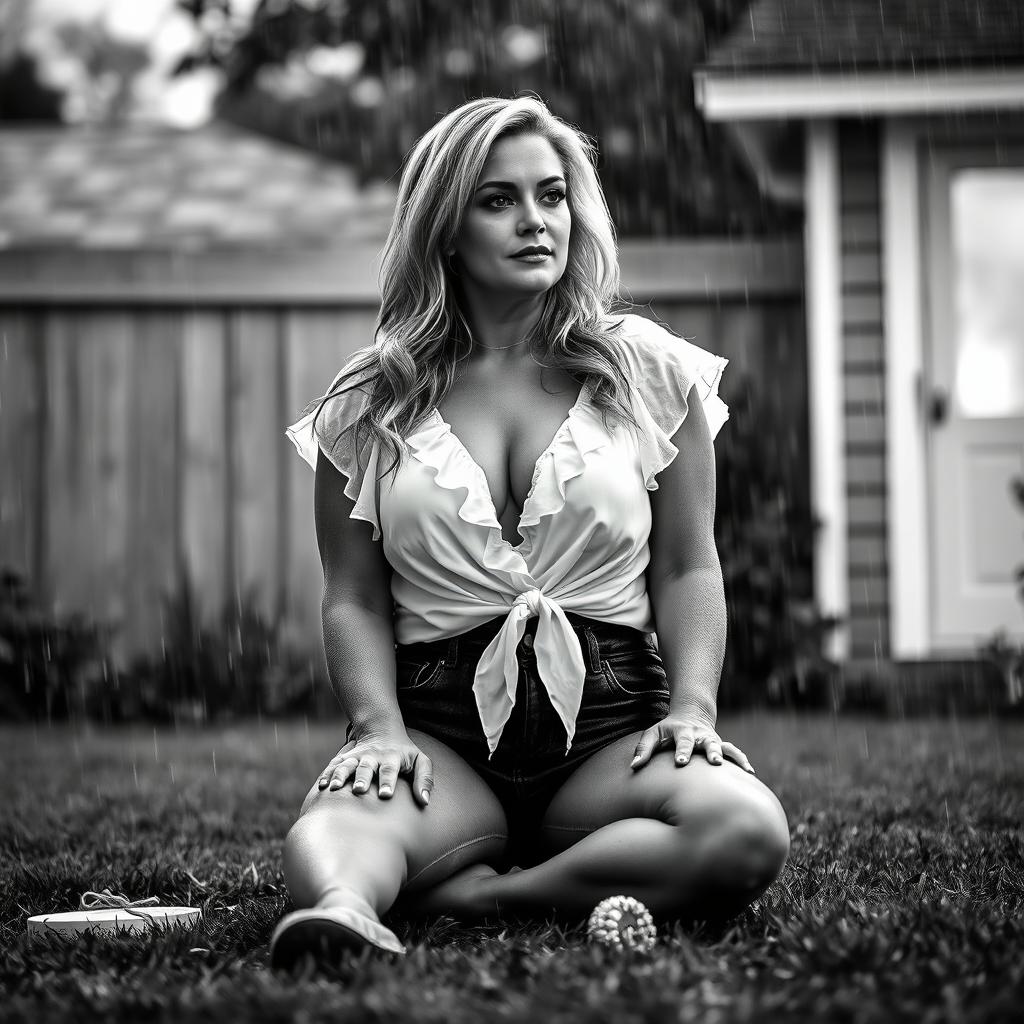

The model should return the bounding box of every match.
[452,132,571,300]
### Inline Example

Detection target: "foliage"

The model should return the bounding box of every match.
[177,0,799,237]
[0,566,328,725]
[0,52,64,121]
[2,715,1024,1021]
[979,474,1024,706]
[108,574,326,725]
[0,568,112,722]
[714,377,841,709]
[0,3,152,125]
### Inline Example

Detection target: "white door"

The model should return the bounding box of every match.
[926,147,1024,650]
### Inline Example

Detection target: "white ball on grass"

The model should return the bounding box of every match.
[586,895,657,952]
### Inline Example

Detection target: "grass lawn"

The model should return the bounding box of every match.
[2,711,1022,1023]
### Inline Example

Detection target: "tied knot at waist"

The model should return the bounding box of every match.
[472,588,587,759]
[512,588,545,617]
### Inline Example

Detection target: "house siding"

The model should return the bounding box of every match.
[839,119,890,662]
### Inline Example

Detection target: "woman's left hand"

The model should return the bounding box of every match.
[630,716,755,774]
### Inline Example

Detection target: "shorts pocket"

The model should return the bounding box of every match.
[395,656,447,692]
[600,648,671,699]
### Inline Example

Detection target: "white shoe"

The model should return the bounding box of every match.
[269,906,406,970]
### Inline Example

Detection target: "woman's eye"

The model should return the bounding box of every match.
[542,189,567,205]
[485,194,513,209]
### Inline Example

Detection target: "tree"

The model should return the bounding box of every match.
[177,0,797,236]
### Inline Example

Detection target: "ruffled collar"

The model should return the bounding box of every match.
[403,382,610,575]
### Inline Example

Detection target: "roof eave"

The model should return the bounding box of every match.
[694,65,1024,121]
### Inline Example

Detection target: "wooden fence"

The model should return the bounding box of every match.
[0,238,804,663]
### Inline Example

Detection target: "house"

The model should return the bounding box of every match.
[695,0,1024,680]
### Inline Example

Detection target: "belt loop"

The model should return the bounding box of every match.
[583,626,601,673]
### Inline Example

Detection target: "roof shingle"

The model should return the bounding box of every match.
[705,0,1024,74]
[0,122,396,250]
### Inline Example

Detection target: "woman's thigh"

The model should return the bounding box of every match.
[537,729,788,857]
[297,727,509,894]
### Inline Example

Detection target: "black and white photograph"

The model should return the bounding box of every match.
[1,1,1022,1020]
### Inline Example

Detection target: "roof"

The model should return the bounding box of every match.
[0,122,396,250]
[705,0,1024,74]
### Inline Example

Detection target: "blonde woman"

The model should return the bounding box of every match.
[272,96,790,968]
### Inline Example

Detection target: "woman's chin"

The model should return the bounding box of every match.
[485,270,564,297]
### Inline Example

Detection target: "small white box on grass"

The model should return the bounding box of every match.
[27,890,202,937]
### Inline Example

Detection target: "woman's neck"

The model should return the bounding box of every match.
[459,288,547,356]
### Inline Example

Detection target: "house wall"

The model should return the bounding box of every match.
[838,120,890,663]
[0,241,805,669]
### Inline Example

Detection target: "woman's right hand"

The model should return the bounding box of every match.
[317,727,434,807]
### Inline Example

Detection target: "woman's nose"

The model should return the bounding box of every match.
[517,200,546,234]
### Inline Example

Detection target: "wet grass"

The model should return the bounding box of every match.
[2,711,1022,1023]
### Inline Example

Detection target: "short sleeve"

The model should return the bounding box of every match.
[614,313,730,489]
[285,351,382,540]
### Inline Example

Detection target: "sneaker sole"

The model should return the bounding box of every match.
[270,910,406,971]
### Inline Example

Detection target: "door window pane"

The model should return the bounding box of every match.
[951,170,1024,418]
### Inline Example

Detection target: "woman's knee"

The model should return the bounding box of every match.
[287,732,510,895]
[687,786,791,895]
[286,783,423,862]
[719,795,790,885]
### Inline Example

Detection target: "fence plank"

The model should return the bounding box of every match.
[283,307,379,658]
[0,238,803,305]
[230,310,283,622]
[43,312,131,647]
[181,310,228,624]
[0,311,43,579]
[124,311,180,659]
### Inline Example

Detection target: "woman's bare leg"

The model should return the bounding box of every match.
[282,728,508,924]
[408,731,790,925]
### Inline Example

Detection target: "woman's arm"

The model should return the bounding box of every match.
[314,446,403,733]
[638,386,753,773]
[312,448,433,804]
[645,387,725,727]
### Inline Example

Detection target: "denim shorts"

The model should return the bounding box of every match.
[388,613,671,864]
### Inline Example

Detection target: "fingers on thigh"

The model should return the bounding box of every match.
[296,731,509,892]
[400,728,509,892]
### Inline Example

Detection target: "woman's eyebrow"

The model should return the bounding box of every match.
[475,175,566,192]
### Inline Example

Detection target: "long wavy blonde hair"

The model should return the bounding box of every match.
[312,95,640,483]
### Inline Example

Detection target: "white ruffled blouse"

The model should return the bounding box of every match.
[286,314,729,758]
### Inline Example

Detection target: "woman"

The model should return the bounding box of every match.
[271,96,790,969]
